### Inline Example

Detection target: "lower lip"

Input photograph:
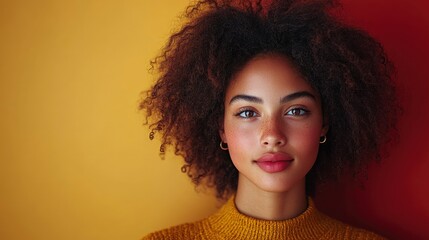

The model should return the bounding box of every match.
[255,161,292,173]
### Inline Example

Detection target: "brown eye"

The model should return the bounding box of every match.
[238,110,257,118]
[286,108,309,116]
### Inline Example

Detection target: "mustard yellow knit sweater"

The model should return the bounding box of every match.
[142,198,386,239]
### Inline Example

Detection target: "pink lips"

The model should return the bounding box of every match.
[255,152,293,173]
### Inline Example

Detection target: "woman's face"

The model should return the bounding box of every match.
[220,54,327,193]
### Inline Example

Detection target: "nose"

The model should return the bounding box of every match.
[260,117,286,147]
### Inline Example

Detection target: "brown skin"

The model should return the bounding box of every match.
[221,54,327,220]
[140,0,399,199]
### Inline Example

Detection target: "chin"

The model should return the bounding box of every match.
[255,180,300,194]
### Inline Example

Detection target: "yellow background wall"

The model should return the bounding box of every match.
[0,1,218,239]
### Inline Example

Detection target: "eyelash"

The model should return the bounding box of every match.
[235,108,258,118]
[234,107,309,119]
[286,107,309,116]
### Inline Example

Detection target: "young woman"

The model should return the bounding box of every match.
[141,0,398,239]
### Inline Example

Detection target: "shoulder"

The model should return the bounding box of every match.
[141,221,208,240]
[341,224,387,240]
[317,212,387,239]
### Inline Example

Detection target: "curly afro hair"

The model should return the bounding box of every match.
[140,0,399,199]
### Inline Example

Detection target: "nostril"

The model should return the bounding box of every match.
[262,139,285,146]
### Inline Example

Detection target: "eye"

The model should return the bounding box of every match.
[236,109,258,118]
[286,107,309,116]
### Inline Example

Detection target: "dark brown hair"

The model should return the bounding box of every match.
[140,0,398,199]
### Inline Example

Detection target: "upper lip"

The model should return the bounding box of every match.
[255,152,293,162]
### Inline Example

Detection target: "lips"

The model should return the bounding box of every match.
[254,152,293,173]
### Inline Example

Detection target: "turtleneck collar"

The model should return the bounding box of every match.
[208,196,332,239]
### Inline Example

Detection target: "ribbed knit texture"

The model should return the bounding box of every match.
[142,198,386,239]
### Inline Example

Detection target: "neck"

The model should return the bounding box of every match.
[234,175,308,221]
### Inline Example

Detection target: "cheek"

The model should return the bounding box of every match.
[224,121,256,159]
[225,127,252,147]
[289,125,322,160]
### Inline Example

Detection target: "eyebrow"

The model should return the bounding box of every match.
[229,91,316,105]
[280,91,316,103]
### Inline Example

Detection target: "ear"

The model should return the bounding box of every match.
[321,113,329,136]
[321,123,329,137]
[218,122,227,143]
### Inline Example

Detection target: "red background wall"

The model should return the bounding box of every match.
[315,0,429,239]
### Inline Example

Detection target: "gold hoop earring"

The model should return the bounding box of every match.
[319,135,327,144]
[219,141,228,150]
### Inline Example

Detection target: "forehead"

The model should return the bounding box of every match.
[226,54,317,99]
